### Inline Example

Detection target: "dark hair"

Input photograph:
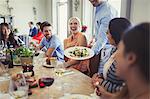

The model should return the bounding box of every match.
[109,18,131,45]
[0,23,18,47]
[36,22,41,26]
[40,21,52,32]
[29,21,34,25]
[123,23,150,82]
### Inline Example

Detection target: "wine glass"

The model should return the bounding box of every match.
[0,62,9,77]
[0,40,4,51]
[9,74,29,99]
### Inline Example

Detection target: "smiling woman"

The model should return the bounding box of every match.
[62,17,90,73]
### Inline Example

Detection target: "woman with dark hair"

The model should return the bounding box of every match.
[92,18,131,97]
[0,23,24,48]
[113,23,150,99]
[32,22,44,44]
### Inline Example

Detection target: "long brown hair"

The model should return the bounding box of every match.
[0,23,18,47]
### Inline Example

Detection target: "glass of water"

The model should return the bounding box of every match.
[9,74,29,99]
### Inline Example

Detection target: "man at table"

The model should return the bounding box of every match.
[36,21,64,61]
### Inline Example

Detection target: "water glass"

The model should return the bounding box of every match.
[0,76,10,94]
[9,74,29,99]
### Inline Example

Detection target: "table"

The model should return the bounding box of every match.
[8,56,94,99]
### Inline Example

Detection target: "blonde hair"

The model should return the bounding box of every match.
[68,17,81,33]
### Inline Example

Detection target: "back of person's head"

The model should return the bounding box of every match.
[109,18,131,45]
[29,21,34,25]
[36,22,41,26]
[122,22,149,83]
[40,21,52,32]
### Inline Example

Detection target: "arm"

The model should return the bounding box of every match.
[77,34,87,46]
[64,34,87,67]
[35,38,44,51]
[92,17,110,55]
[96,85,117,99]
[45,48,55,57]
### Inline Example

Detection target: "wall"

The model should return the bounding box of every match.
[130,0,150,24]
[0,0,46,35]
[72,0,82,19]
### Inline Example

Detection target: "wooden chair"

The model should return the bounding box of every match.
[88,52,101,77]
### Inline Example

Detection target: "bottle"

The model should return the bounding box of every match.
[6,41,14,68]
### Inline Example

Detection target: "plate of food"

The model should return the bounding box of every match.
[64,46,94,60]
[59,94,92,99]
[42,63,55,68]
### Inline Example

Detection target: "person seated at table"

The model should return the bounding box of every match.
[36,21,64,61]
[28,21,38,37]
[32,22,44,44]
[63,17,89,73]
[97,23,150,99]
[0,23,24,48]
[92,18,131,95]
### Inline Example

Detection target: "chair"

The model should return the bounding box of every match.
[88,51,101,77]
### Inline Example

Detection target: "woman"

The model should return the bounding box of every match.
[92,18,131,96]
[32,22,44,44]
[0,23,24,48]
[63,17,89,73]
[114,23,150,99]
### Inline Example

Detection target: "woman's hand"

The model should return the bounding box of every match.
[91,73,103,88]
[96,85,115,99]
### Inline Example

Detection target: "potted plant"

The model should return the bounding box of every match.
[13,47,34,66]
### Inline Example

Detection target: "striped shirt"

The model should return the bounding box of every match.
[100,50,124,93]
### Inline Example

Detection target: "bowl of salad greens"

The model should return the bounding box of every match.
[64,46,94,60]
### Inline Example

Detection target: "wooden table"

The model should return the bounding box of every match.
[8,56,94,99]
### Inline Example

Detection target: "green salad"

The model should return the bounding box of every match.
[69,48,89,58]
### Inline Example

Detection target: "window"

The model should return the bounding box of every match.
[56,0,68,44]
[108,0,122,16]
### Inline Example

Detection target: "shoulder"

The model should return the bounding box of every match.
[51,35,59,40]
[78,32,86,38]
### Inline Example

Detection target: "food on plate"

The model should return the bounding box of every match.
[46,57,51,65]
[69,48,89,58]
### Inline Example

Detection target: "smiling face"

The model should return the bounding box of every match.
[2,25,11,39]
[89,0,102,7]
[42,26,53,39]
[69,18,81,34]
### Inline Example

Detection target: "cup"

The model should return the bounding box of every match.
[0,76,10,93]
[50,57,57,66]
[9,75,29,99]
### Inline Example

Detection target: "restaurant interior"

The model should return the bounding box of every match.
[0,0,149,99]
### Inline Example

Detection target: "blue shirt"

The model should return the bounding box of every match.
[92,1,118,55]
[29,27,38,37]
[98,44,116,74]
[40,35,64,61]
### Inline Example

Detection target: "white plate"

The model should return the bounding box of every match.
[42,63,55,68]
[59,94,92,99]
[64,46,94,60]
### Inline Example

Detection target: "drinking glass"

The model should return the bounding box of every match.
[0,76,10,94]
[9,74,29,99]
[0,40,4,51]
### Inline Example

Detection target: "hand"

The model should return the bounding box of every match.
[96,85,114,99]
[92,73,103,88]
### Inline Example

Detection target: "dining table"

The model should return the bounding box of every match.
[7,54,95,99]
